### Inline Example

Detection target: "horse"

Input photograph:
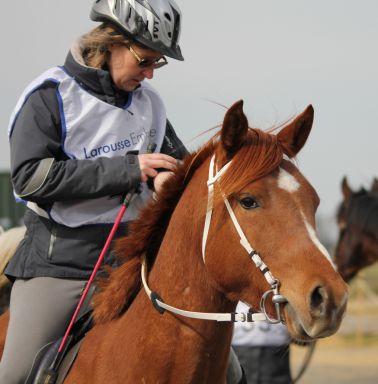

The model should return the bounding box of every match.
[334,177,378,282]
[0,101,348,383]
[0,226,26,313]
[371,177,378,193]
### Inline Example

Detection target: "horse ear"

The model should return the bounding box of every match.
[341,176,353,200]
[371,178,378,192]
[277,105,314,157]
[220,100,249,158]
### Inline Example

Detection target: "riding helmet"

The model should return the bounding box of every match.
[90,0,184,60]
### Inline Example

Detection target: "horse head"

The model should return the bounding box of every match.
[94,101,348,347]
[335,177,378,282]
[199,100,348,341]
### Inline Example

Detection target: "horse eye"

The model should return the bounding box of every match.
[239,196,259,210]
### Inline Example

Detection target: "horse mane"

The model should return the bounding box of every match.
[341,189,378,234]
[93,126,288,324]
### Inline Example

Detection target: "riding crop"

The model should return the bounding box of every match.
[57,189,135,356]
[51,144,157,373]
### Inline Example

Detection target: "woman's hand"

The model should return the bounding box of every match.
[138,153,177,182]
[153,171,174,195]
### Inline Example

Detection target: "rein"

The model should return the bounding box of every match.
[142,155,287,324]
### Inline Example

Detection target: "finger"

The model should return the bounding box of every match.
[153,160,177,171]
[140,173,148,183]
[144,153,178,166]
[142,168,158,179]
[141,160,177,172]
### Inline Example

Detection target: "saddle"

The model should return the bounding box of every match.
[25,309,93,384]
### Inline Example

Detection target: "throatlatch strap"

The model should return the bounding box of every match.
[141,257,266,322]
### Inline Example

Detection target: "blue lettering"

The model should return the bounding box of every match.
[84,147,91,159]
[82,135,139,159]
[90,148,98,157]
[130,132,138,145]
[137,132,146,143]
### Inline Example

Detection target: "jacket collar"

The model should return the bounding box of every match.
[63,39,130,107]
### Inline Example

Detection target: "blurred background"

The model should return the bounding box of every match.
[0,1,377,382]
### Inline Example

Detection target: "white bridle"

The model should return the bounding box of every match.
[141,155,287,323]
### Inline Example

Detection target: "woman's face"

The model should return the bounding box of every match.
[107,44,163,92]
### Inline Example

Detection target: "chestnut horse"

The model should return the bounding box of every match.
[0,101,348,383]
[334,177,378,282]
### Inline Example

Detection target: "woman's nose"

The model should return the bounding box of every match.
[142,67,154,79]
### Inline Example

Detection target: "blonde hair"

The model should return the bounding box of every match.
[81,23,130,68]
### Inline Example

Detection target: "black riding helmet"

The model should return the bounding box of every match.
[90,0,184,61]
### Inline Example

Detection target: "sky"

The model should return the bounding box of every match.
[1,0,377,225]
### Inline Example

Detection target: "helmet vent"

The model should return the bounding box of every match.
[164,13,172,22]
[171,8,180,46]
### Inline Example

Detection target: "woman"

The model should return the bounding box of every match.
[0,0,187,382]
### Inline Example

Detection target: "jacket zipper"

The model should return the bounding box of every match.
[48,224,57,260]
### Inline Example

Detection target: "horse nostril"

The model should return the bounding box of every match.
[310,286,327,317]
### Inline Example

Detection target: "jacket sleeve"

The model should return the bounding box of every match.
[10,82,141,205]
[161,119,189,160]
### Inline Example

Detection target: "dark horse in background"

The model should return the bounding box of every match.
[334,177,378,282]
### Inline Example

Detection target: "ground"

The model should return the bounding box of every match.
[291,338,378,384]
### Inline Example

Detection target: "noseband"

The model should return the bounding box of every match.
[141,155,287,324]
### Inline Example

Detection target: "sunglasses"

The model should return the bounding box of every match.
[126,45,168,69]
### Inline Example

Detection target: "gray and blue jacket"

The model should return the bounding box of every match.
[6,42,187,280]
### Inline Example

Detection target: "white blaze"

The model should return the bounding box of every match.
[278,167,336,269]
[278,168,300,192]
[301,213,336,268]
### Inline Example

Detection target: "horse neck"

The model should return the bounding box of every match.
[147,158,236,324]
[361,224,378,263]
[365,199,378,237]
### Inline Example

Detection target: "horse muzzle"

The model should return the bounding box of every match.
[283,282,348,341]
